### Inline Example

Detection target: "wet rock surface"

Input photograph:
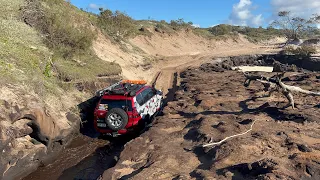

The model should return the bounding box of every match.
[101,58,320,180]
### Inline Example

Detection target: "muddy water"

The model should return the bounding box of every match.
[24,135,105,180]
[23,134,128,180]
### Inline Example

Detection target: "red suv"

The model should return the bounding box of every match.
[94,80,163,136]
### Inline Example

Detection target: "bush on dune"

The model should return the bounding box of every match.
[20,0,94,58]
[282,45,317,57]
[98,9,137,39]
[19,0,121,83]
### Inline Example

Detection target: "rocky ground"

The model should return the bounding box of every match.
[101,59,320,180]
[0,77,120,179]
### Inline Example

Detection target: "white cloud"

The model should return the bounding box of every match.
[192,24,200,28]
[271,0,320,19]
[228,0,264,27]
[88,3,100,10]
[209,24,218,28]
[236,0,252,9]
[252,14,263,26]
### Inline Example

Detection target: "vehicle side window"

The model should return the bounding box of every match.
[136,93,144,105]
[141,89,150,104]
[147,88,156,99]
[137,88,155,106]
[144,88,155,103]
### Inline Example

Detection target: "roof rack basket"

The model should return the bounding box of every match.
[95,80,147,97]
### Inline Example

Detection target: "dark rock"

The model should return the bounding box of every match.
[27,121,50,147]
[217,158,278,178]
[1,100,11,109]
[212,121,225,128]
[297,144,312,152]
[289,153,298,160]
[273,61,298,72]
[305,164,320,178]
[155,27,163,33]
[238,119,253,125]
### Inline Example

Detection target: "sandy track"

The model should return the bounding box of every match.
[93,31,282,92]
[151,46,278,96]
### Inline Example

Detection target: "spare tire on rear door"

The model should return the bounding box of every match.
[105,108,128,131]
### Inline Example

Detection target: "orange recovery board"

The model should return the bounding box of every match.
[121,80,147,85]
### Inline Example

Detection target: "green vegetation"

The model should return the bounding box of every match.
[193,28,216,39]
[21,0,96,58]
[20,0,121,82]
[0,0,51,85]
[0,0,121,97]
[54,53,121,82]
[282,45,317,57]
[271,11,320,39]
[98,9,138,39]
[169,18,194,30]
[208,24,283,42]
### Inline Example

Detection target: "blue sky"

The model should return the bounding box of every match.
[71,0,320,28]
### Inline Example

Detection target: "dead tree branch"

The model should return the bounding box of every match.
[203,120,257,147]
[243,72,320,109]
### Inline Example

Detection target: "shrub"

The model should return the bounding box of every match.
[98,9,137,38]
[169,18,192,30]
[282,45,317,57]
[20,0,94,58]
[17,0,122,86]
[209,24,233,36]
[207,25,283,42]
[152,21,175,34]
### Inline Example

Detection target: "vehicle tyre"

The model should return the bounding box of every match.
[137,116,148,133]
[105,108,128,131]
[158,99,164,116]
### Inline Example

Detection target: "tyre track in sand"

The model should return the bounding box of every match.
[150,46,278,97]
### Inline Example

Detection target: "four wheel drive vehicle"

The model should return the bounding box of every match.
[94,80,163,136]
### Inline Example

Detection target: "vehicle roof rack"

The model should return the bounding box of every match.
[95,80,147,97]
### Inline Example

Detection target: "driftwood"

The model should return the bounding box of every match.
[203,120,257,147]
[244,72,320,109]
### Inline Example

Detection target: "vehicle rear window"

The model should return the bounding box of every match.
[100,99,132,111]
